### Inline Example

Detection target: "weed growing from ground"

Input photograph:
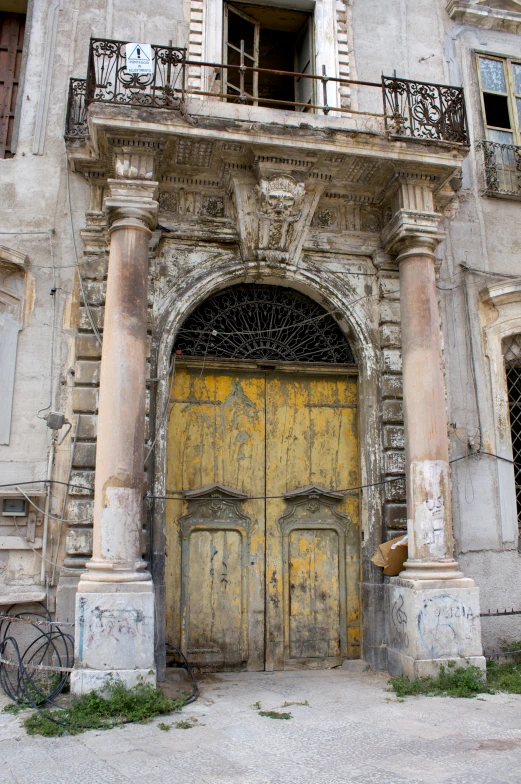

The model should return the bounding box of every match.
[486,658,521,694]
[282,700,309,708]
[174,717,199,729]
[158,722,172,731]
[22,679,189,737]
[258,710,292,720]
[389,655,521,699]
[3,703,25,715]
[389,663,489,699]
[251,701,261,710]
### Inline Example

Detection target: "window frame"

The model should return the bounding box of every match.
[476,51,521,146]
[482,280,521,549]
[223,1,315,111]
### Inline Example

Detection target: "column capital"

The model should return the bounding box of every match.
[104,178,159,232]
[381,173,445,258]
[381,210,445,259]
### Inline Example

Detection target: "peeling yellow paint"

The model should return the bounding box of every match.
[166,366,360,671]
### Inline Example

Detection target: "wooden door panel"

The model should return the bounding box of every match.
[185,529,244,668]
[265,373,360,670]
[288,528,340,658]
[166,367,266,671]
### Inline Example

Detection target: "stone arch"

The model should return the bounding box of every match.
[149,256,383,673]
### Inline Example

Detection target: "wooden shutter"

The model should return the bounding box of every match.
[0,13,25,158]
[294,17,313,111]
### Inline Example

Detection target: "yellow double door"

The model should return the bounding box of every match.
[166,363,360,671]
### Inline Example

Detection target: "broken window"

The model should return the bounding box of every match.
[478,54,521,145]
[503,335,521,541]
[0,3,26,158]
[223,2,314,110]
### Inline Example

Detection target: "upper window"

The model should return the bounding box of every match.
[223,2,313,111]
[0,5,26,158]
[478,54,521,146]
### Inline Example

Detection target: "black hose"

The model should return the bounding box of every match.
[165,643,200,704]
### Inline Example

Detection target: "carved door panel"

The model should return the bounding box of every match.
[265,373,360,670]
[166,366,266,670]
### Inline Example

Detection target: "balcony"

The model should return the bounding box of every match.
[478,140,521,199]
[65,37,471,270]
[65,38,468,145]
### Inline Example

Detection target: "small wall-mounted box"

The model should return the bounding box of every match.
[2,498,27,517]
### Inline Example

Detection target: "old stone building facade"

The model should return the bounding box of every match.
[1,0,521,690]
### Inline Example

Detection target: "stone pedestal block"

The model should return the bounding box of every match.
[387,577,486,680]
[70,581,156,695]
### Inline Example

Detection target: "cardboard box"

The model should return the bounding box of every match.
[371,534,408,576]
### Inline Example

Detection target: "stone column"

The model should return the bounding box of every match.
[382,177,485,680]
[71,164,158,695]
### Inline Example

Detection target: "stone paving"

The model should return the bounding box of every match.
[1,666,521,784]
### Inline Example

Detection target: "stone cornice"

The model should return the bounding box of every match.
[447,0,521,32]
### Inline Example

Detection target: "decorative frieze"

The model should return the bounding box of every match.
[158,190,226,218]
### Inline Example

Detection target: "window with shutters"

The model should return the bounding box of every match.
[223,2,314,110]
[0,7,26,158]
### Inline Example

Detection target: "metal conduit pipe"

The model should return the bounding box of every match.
[41,436,56,586]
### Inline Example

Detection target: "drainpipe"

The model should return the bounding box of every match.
[41,434,56,585]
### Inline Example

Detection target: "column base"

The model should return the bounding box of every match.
[387,576,485,681]
[71,579,156,696]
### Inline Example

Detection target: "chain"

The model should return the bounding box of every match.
[0,614,74,628]
[0,656,73,673]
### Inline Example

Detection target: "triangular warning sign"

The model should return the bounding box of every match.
[125,42,153,74]
[127,44,150,63]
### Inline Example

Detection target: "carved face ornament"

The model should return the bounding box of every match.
[259,175,304,217]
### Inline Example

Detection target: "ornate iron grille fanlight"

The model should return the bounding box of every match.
[173,285,355,364]
[503,334,521,540]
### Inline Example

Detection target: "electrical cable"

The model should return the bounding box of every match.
[165,643,199,705]
[15,488,93,524]
[145,449,516,502]
[0,605,74,722]
[0,479,93,491]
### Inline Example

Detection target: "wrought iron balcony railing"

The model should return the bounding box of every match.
[64,38,469,146]
[87,39,186,109]
[65,78,87,139]
[382,76,468,144]
[479,140,521,198]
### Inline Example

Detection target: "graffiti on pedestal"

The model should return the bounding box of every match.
[87,607,145,646]
[418,593,476,657]
[390,593,409,651]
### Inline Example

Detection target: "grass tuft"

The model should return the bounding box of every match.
[174,717,199,729]
[258,710,292,720]
[22,679,189,737]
